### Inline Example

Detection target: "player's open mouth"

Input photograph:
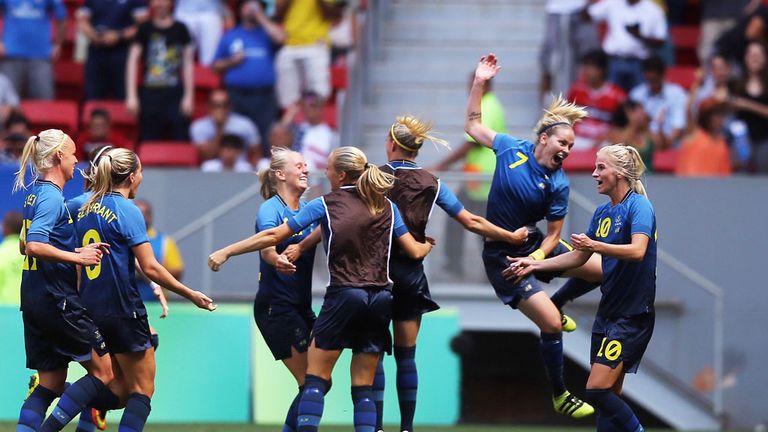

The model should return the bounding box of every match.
[299,175,308,182]
[553,153,566,164]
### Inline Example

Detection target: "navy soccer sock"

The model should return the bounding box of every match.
[586,389,644,432]
[75,407,96,432]
[297,374,330,432]
[372,358,385,431]
[539,332,566,396]
[352,385,377,432]
[17,385,59,432]
[282,386,304,432]
[39,375,107,432]
[118,393,152,432]
[90,387,121,411]
[394,346,418,431]
[550,278,599,309]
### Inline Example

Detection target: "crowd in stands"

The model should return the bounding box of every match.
[544,0,768,175]
[0,0,353,173]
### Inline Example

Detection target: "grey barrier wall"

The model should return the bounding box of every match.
[139,169,768,428]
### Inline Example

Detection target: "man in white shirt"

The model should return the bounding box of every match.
[587,0,668,91]
[200,133,254,172]
[191,89,261,163]
[294,92,336,173]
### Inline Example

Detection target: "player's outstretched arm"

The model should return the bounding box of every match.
[504,249,592,281]
[208,223,295,271]
[453,209,528,245]
[396,232,434,260]
[570,233,649,261]
[465,53,501,148]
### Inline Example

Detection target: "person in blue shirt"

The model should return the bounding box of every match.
[0,0,66,99]
[371,116,529,432]
[465,54,603,419]
[208,146,433,432]
[11,129,115,432]
[76,147,216,432]
[507,144,656,432]
[212,0,285,155]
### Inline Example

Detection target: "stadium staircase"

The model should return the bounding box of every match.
[342,0,722,430]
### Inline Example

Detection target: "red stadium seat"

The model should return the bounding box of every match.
[138,142,199,167]
[194,64,221,107]
[54,61,84,102]
[653,149,679,174]
[666,66,697,91]
[331,63,348,90]
[82,100,139,143]
[671,25,700,66]
[20,100,79,135]
[562,149,596,173]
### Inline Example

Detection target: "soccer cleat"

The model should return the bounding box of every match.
[561,313,577,332]
[26,373,39,400]
[553,390,594,418]
[91,408,107,431]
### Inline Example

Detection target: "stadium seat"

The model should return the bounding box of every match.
[20,100,79,135]
[562,149,596,173]
[54,61,84,102]
[331,63,348,91]
[671,25,700,66]
[138,141,199,167]
[194,64,221,107]
[666,66,697,91]
[653,148,679,174]
[82,100,139,143]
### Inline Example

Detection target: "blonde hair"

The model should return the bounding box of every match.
[258,147,302,199]
[12,129,69,192]
[532,95,588,140]
[83,148,141,209]
[598,144,648,197]
[331,146,395,214]
[390,115,450,155]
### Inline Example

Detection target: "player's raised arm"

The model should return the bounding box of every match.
[465,54,501,148]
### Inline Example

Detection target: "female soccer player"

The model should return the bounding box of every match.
[239,147,320,432]
[465,53,602,418]
[76,147,216,431]
[12,129,115,432]
[507,144,656,432]
[373,115,529,432]
[208,146,433,432]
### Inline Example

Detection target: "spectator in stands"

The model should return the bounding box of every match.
[78,0,149,100]
[4,112,30,139]
[732,41,768,172]
[256,122,294,170]
[134,199,185,302]
[0,72,19,125]
[294,91,336,172]
[328,0,357,64]
[0,0,66,99]
[567,49,626,150]
[175,0,233,66]
[191,89,261,163]
[75,108,134,161]
[605,100,658,171]
[629,56,688,149]
[201,133,254,172]
[539,0,599,104]
[586,0,667,92]
[714,4,768,66]
[676,97,733,176]
[212,0,284,155]
[0,132,25,163]
[0,210,23,305]
[699,0,752,63]
[274,0,338,122]
[126,0,194,142]
[694,54,735,111]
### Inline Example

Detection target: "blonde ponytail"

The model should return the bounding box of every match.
[258,147,301,199]
[12,129,69,192]
[533,95,588,140]
[83,148,140,210]
[331,146,395,214]
[598,144,648,197]
[390,115,450,155]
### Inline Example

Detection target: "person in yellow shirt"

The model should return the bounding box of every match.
[274,0,340,121]
[134,199,184,302]
[0,211,23,305]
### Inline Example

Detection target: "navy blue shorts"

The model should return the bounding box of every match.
[23,295,108,371]
[590,313,655,374]
[254,300,316,360]
[390,258,439,321]
[312,287,392,354]
[482,238,573,308]
[92,314,153,354]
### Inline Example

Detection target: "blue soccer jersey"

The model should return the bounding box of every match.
[255,195,318,308]
[20,180,78,308]
[76,193,149,318]
[486,134,570,231]
[587,191,657,318]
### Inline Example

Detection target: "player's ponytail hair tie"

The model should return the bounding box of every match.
[364,163,372,170]
[91,145,114,168]
[533,95,587,139]
[390,115,450,153]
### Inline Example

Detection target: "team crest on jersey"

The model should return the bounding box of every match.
[537,182,546,190]
[614,214,623,233]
